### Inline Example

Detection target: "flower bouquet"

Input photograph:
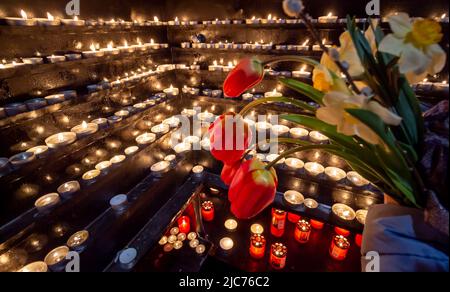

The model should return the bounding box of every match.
[208,0,448,231]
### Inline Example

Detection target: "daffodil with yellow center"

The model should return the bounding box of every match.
[379,13,446,84]
[316,91,402,145]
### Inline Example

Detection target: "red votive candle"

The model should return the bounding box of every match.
[249,234,266,259]
[355,234,363,247]
[270,243,287,270]
[287,212,301,223]
[334,227,350,237]
[310,219,324,230]
[177,216,191,234]
[201,201,215,222]
[271,208,287,237]
[329,235,350,261]
[294,219,311,243]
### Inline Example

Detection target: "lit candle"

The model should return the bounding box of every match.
[4,10,36,26]
[318,12,338,23]
[71,121,98,138]
[289,127,309,139]
[124,146,139,156]
[197,111,215,122]
[346,171,370,187]
[324,167,346,182]
[266,154,285,165]
[136,133,156,145]
[22,57,44,65]
[270,243,287,270]
[201,201,215,222]
[151,161,171,175]
[332,203,356,221]
[82,169,101,183]
[44,246,69,271]
[110,155,126,164]
[57,181,80,198]
[220,237,234,251]
[196,244,206,254]
[26,145,49,159]
[181,108,197,117]
[242,93,254,101]
[284,157,304,171]
[283,190,305,206]
[356,209,368,225]
[163,85,180,96]
[178,216,191,234]
[304,162,325,177]
[163,117,181,128]
[168,17,180,25]
[292,65,311,78]
[246,16,260,24]
[271,209,287,237]
[61,15,85,26]
[45,132,77,149]
[101,42,120,55]
[224,219,238,231]
[83,43,105,58]
[264,89,282,98]
[46,55,66,63]
[250,223,264,235]
[208,60,223,72]
[174,142,192,154]
[271,125,290,137]
[309,131,328,143]
[35,193,61,213]
[250,234,266,259]
[67,230,89,251]
[295,220,311,243]
[18,261,48,272]
[297,39,310,51]
[95,161,112,172]
[183,136,200,145]
[9,152,36,167]
[44,93,65,105]
[192,165,204,177]
[189,239,200,248]
[329,235,350,261]
[151,124,170,135]
[110,194,128,212]
[304,198,319,209]
[118,40,135,54]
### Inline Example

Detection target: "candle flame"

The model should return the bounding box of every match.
[268,14,272,20]
[89,43,96,51]
[150,38,154,44]
[213,60,218,66]
[219,58,224,65]
[322,38,327,44]
[300,65,307,72]
[169,84,173,89]
[154,16,159,22]
[252,16,255,20]
[175,16,178,21]
[123,40,128,47]
[107,42,114,49]
[233,60,238,66]
[74,15,78,21]
[302,39,310,46]
[443,80,448,85]
[0,64,4,69]
[423,78,428,82]
[57,133,65,142]
[47,12,54,21]
[20,9,28,19]
[81,121,88,129]
[228,61,233,67]
[327,12,333,17]
[137,37,142,45]
[441,13,447,19]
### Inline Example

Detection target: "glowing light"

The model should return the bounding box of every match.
[20,10,28,19]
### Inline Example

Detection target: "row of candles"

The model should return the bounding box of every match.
[3,11,447,27]
[0,39,168,71]
[183,38,331,52]
[0,90,173,175]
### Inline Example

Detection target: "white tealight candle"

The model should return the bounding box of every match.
[110,155,126,165]
[181,109,197,117]
[61,16,85,26]
[332,203,356,221]
[346,171,370,187]
[200,139,211,151]
[324,167,346,181]
[183,136,200,145]
[246,16,260,24]
[292,65,311,78]
[71,121,99,138]
[163,85,180,96]
[164,154,176,162]
[284,157,304,171]
[95,161,112,172]
[192,165,204,177]
[250,224,264,235]
[67,230,89,251]
[57,181,80,198]
[35,193,61,213]
[224,219,238,231]
[197,112,215,122]
[46,55,66,64]
[196,244,206,254]
[18,262,48,272]
[82,43,105,58]
[290,127,309,139]
[220,237,234,251]
[304,198,319,209]
[44,246,69,269]
[124,146,139,156]
[136,133,156,145]
[266,154,285,164]
[4,10,37,26]
[151,124,170,135]
[242,93,254,101]
[304,162,325,177]
[356,209,368,225]
[271,125,290,137]
[110,194,128,211]
[22,57,44,65]
[318,12,338,23]
[163,117,181,128]
[115,110,130,118]
[45,132,77,149]
[26,145,49,158]
[283,190,305,206]
[174,142,192,154]
[82,169,101,183]
[208,60,223,72]
[309,131,329,143]
[151,161,171,174]
[264,89,282,98]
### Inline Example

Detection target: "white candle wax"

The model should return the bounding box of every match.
[304,162,325,177]
[332,203,356,221]
[220,237,234,251]
[309,131,329,143]
[283,190,305,206]
[346,171,370,187]
[136,133,156,145]
[325,167,346,181]
[57,181,80,198]
[35,193,61,213]
[224,219,238,231]
[110,194,128,211]
[45,132,77,149]
[318,12,338,23]
[284,157,304,170]
[71,121,98,137]
[110,155,126,164]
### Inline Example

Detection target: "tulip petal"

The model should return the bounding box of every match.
[379,34,405,57]
[367,101,403,126]
[387,13,412,38]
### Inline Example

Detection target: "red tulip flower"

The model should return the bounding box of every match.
[223,57,265,98]
[228,158,278,219]
[209,112,252,165]
[221,159,244,186]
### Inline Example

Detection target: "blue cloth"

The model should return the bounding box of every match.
[361,204,449,272]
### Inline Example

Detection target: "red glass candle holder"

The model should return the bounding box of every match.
[287,212,301,223]
[355,234,363,247]
[329,235,350,261]
[270,243,287,270]
[310,219,324,230]
[334,227,350,237]
[294,220,311,243]
[201,201,215,222]
[177,216,191,234]
[249,234,266,260]
[271,209,287,237]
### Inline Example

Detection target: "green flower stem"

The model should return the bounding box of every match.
[239,96,315,117]
[262,55,319,67]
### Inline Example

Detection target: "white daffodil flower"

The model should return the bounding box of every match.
[316,91,402,144]
[379,13,446,84]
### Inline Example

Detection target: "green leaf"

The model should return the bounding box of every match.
[278,78,324,105]
[396,88,418,145]
[385,167,419,207]
[398,77,424,146]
